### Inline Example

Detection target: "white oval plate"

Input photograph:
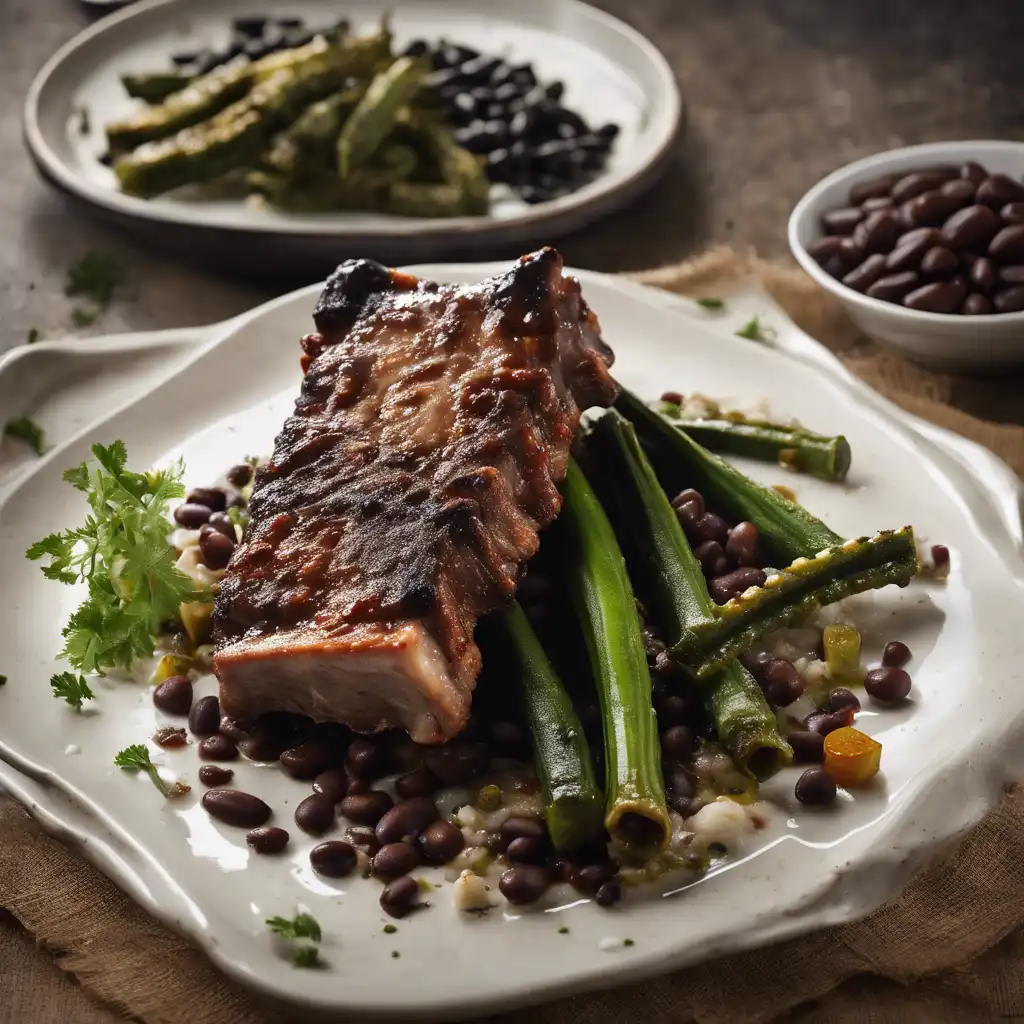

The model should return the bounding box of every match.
[2,265,1024,1019]
[24,0,680,273]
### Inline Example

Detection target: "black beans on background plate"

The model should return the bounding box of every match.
[372,842,421,881]
[418,820,465,865]
[788,730,825,764]
[198,764,234,787]
[882,640,912,668]
[810,161,1024,314]
[408,38,619,204]
[152,674,193,715]
[795,767,838,807]
[339,790,394,827]
[310,840,358,878]
[294,792,336,835]
[312,767,349,803]
[188,694,221,737]
[198,524,235,570]
[279,740,335,780]
[499,864,551,905]
[198,733,239,762]
[202,789,272,828]
[380,875,421,918]
[865,666,912,704]
[375,797,439,846]
[246,826,290,855]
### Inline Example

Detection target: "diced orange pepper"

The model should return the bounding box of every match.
[823,727,882,788]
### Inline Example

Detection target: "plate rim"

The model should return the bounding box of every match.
[2,266,1023,1018]
[22,0,682,240]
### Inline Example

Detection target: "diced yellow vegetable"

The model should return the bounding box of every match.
[823,623,865,683]
[823,727,881,787]
[149,653,192,686]
[180,600,214,646]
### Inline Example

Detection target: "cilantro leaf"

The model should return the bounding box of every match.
[267,913,322,943]
[27,442,203,674]
[695,297,725,310]
[49,671,94,710]
[27,327,40,345]
[0,674,7,687]
[4,416,47,456]
[292,946,323,968]
[114,743,189,799]
[66,251,122,307]
[735,315,776,343]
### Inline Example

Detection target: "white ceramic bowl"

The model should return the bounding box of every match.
[789,140,1024,370]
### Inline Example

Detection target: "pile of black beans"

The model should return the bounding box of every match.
[809,161,1024,314]
[169,15,348,77]
[405,38,620,204]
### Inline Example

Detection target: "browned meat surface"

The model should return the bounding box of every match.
[212,248,616,743]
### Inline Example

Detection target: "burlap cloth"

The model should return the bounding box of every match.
[3,247,1024,1024]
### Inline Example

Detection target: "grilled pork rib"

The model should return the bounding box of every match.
[212,249,616,743]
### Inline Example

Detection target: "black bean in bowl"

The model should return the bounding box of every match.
[809,161,1024,315]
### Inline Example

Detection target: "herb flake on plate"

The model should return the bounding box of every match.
[695,297,725,310]
[267,912,322,943]
[66,250,122,307]
[50,671,94,710]
[4,416,47,455]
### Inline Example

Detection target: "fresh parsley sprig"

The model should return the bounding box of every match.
[735,315,776,343]
[4,416,47,456]
[267,912,324,968]
[113,743,189,799]
[50,671,94,711]
[26,441,203,675]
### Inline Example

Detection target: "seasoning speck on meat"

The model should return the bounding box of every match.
[213,248,616,742]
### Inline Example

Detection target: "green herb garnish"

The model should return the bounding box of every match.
[114,743,189,798]
[695,297,725,310]
[623,938,635,947]
[49,671,94,710]
[26,441,202,674]
[735,315,775,343]
[391,950,400,959]
[71,307,99,328]
[27,327,40,345]
[383,924,397,934]
[267,913,322,943]
[4,416,47,456]
[558,926,569,934]
[0,674,8,687]
[292,946,323,969]
[226,505,249,530]
[66,251,122,307]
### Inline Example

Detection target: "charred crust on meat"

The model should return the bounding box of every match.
[213,249,617,744]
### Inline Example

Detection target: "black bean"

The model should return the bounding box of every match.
[231,16,267,36]
[402,39,430,59]
[310,840,358,878]
[595,880,622,907]
[153,675,193,716]
[821,207,863,236]
[999,266,1024,285]
[198,734,238,762]
[294,793,336,836]
[499,865,551,905]
[867,271,920,302]
[976,174,1024,210]
[346,737,386,780]
[187,487,227,511]
[805,708,855,735]
[219,717,248,742]
[919,246,959,279]
[392,768,438,800]
[656,693,690,727]
[661,725,695,760]
[692,512,730,545]
[500,816,547,845]
[375,798,439,846]
[795,767,837,806]
[891,169,956,204]
[380,876,420,918]
[545,81,565,102]
[573,861,616,896]
[673,498,705,530]
[340,791,394,827]
[959,161,987,187]
[205,511,236,541]
[903,279,967,313]
[788,730,825,764]
[198,524,234,570]
[1002,202,1024,225]
[942,205,1002,250]
[373,842,421,881]
[864,667,912,704]
[423,740,488,785]
[188,695,220,737]
[246,826,289,854]
[853,209,902,255]
[968,257,998,295]
[505,836,547,864]
[963,293,995,315]
[693,539,726,574]
[202,789,271,828]
[418,820,465,865]
[725,521,760,566]
[198,765,234,788]
[709,567,767,605]
[850,172,899,204]
[885,231,938,272]
[828,687,861,713]
[312,767,348,803]
[989,224,1024,263]
[279,741,335,781]
[762,659,805,707]
[518,185,555,205]
[238,716,291,762]
[882,641,911,667]
[994,286,1024,312]
[842,253,888,292]
[174,503,212,528]
[170,51,200,67]
[597,122,620,142]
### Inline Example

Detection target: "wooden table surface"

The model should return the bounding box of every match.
[1,1,1023,1020]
